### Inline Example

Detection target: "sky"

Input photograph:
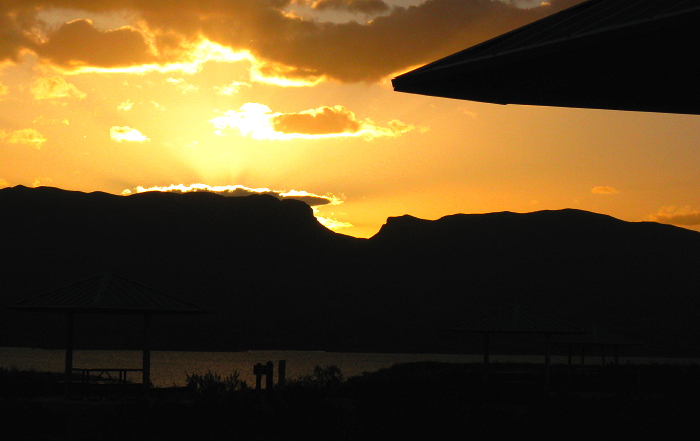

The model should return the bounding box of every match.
[1,0,699,238]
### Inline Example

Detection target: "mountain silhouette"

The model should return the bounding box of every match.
[2,186,699,356]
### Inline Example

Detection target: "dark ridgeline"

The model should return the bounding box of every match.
[2,185,700,356]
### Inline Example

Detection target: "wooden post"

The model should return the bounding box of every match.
[143,314,152,394]
[254,363,264,391]
[567,343,573,391]
[483,332,490,383]
[266,361,274,391]
[65,313,74,391]
[544,333,551,390]
[278,360,286,387]
[483,332,490,366]
[601,347,606,366]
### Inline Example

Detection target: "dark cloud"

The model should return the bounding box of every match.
[649,207,700,226]
[272,105,361,135]
[37,19,156,68]
[1,0,585,82]
[134,184,336,206]
[305,0,390,14]
[213,188,333,206]
[0,11,32,63]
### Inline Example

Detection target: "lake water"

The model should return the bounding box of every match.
[1,347,697,387]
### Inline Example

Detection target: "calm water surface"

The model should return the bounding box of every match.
[1,347,696,387]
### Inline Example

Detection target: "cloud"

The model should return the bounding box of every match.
[299,0,390,14]
[0,82,8,97]
[110,126,150,142]
[315,214,353,229]
[36,19,156,69]
[1,128,47,148]
[29,75,86,100]
[166,77,199,93]
[591,186,619,195]
[210,103,418,140]
[0,0,584,83]
[123,183,353,230]
[122,183,342,206]
[649,206,700,226]
[214,81,251,96]
[0,10,32,64]
[32,116,70,125]
[272,105,361,134]
[117,99,134,111]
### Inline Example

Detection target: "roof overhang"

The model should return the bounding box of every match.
[392,0,700,115]
[7,273,210,315]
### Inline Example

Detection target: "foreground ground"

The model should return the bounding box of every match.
[2,362,700,440]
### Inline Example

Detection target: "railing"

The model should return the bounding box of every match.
[65,368,144,400]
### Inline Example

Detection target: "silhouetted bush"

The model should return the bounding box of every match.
[286,364,345,389]
[184,369,247,402]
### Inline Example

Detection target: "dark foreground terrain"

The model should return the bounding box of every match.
[3,362,700,440]
[3,186,700,356]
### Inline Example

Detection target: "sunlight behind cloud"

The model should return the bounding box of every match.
[315,214,354,230]
[53,38,253,75]
[250,62,325,87]
[209,103,419,140]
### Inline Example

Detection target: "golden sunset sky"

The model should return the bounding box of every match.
[2,0,699,238]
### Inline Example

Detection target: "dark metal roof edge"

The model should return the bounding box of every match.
[393,0,700,88]
[6,305,210,315]
[5,273,104,309]
[395,0,600,81]
[447,304,586,334]
[6,272,211,314]
[108,273,211,313]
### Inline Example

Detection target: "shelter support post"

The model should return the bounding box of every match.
[143,314,151,393]
[483,332,490,382]
[544,333,551,390]
[278,360,286,387]
[567,343,573,390]
[65,312,74,383]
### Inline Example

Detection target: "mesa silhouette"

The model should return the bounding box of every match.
[2,185,699,356]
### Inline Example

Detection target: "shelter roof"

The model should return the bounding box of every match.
[551,323,643,346]
[449,304,584,334]
[7,273,209,315]
[392,0,700,114]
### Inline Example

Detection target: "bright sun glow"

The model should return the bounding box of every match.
[209,103,419,140]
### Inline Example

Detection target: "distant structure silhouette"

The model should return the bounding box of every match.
[551,323,643,366]
[449,304,585,387]
[8,272,209,396]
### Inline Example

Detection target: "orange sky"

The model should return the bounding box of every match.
[2,0,699,238]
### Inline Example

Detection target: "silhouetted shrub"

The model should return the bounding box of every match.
[184,369,247,401]
[286,364,345,390]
